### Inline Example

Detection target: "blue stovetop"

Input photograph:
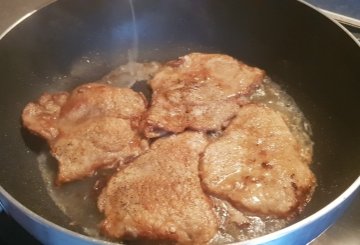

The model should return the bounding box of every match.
[306,0,360,20]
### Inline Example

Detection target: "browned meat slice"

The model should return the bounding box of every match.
[22,83,148,184]
[98,132,218,244]
[200,104,316,217]
[59,83,147,125]
[143,53,265,138]
[52,117,148,183]
[22,91,69,140]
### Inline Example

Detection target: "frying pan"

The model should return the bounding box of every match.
[0,0,359,244]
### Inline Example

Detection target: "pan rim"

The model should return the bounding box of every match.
[0,0,57,40]
[297,0,360,47]
[0,0,359,244]
[235,176,360,244]
[1,178,359,244]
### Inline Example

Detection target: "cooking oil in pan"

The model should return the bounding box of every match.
[38,152,104,238]
[38,73,313,243]
[37,0,313,242]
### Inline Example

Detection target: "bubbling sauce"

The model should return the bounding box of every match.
[38,67,313,244]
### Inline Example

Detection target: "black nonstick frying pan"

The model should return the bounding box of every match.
[0,0,359,244]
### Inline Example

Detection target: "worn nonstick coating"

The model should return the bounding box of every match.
[0,0,359,243]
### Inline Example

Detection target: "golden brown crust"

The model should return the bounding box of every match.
[98,132,218,244]
[200,104,316,218]
[52,117,148,184]
[22,92,69,141]
[22,83,148,184]
[142,53,265,138]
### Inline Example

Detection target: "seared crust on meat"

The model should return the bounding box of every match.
[59,83,147,122]
[98,132,218,244]
[200,104,316,217]
[142,53,265,138]
[22,92,69,141]
[52,117,147,183]
[22,83,148,184]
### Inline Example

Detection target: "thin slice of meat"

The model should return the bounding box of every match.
[200,104,316,218]
[59,83,147,124]
[142,53,265,138]
[22,83,148,184]
[22,91,69,141]
[52,117,147,183]
[98,132,218,244]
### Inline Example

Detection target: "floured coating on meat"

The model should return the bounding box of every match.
[200,104,316,217]
[22,83,148,184]
[142,53,265,138]
[59,83,147,123]
[98,132,218,244]
[149,53,263,95]
[22,92,69,141]
[52,117,147,184]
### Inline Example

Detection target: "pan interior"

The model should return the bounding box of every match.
[0,0,359,240]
